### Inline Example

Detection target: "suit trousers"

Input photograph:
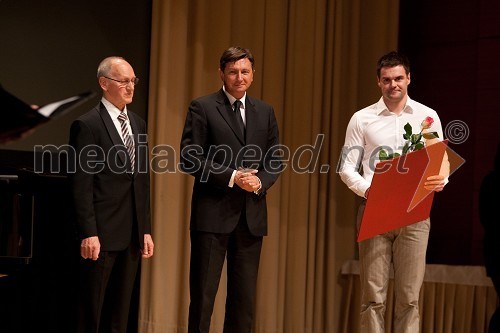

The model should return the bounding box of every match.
[357,201,430,333]
[77,243,140,333]
[188,216,263,333]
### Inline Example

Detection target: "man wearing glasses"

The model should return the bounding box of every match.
[69,56,154,333]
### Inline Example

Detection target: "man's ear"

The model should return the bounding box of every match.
[218,68,224,82]
[98,77,108,91]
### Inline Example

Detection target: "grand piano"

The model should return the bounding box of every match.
[0,149,80,332]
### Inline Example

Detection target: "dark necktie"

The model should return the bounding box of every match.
[117,112,135,171]
[233,100,245,137]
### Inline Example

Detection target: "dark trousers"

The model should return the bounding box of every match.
[188,218,263,333]
[77,243,140,333]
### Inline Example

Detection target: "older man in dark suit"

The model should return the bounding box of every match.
[180,46,282,333]
[69,56,154,333]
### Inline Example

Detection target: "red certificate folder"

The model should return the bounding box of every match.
[357,140,448,242]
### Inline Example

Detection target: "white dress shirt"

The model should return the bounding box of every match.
[222,86,247,188]
[223,86,247,125]
[339,96,444,198]
[101,97,134,145]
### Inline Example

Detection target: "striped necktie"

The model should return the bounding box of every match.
[117,112,135,171]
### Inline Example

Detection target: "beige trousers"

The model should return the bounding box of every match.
[357,201,430,333]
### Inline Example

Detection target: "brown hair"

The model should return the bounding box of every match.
[219,47,254,71]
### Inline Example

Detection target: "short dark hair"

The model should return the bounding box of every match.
[376,51,410,78]
[219,46,254,71]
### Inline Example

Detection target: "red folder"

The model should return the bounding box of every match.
[357,140,448,242]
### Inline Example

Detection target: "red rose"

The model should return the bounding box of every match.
[421,116,434,129]
[379,117,440,160]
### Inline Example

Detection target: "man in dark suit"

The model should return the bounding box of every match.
[69,56,154,333]
[180,46,282,333]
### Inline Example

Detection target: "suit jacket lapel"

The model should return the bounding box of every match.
[244,96,257,143]
[216,90,245,144]
[98,103,131,173]
[128,113,140,176]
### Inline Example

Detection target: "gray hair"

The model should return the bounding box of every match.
[96,56,126,78]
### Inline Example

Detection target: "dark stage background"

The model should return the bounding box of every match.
[0,0,152,151]
[399,0,500,266]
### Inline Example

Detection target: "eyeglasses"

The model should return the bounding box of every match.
[103,76,139,86]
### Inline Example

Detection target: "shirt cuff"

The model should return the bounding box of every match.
[228,170,237,188]
[254,177,262,195]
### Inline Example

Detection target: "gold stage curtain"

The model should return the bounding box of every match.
[340,260,497,333]
[140,0,399,332]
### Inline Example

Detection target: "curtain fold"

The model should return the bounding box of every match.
[141,0,399,332]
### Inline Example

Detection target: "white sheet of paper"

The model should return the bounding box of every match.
[37,95,81,118]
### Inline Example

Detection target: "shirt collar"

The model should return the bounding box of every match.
[101,97,128,119]
[375,96,415,115]
[222,86,246,108]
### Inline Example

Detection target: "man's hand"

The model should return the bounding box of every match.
[424,175,446,192]
[235,169,260,192]
[80,236,100,260]
[141,234,154,258]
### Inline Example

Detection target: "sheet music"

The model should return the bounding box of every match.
[37,95,81,118]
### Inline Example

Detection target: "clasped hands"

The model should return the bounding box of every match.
[235,168,261,193]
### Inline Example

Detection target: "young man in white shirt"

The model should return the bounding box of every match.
[339,51,448,333]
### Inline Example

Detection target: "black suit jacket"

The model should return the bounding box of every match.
[69,102,151,251]
[180,89,282,236]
